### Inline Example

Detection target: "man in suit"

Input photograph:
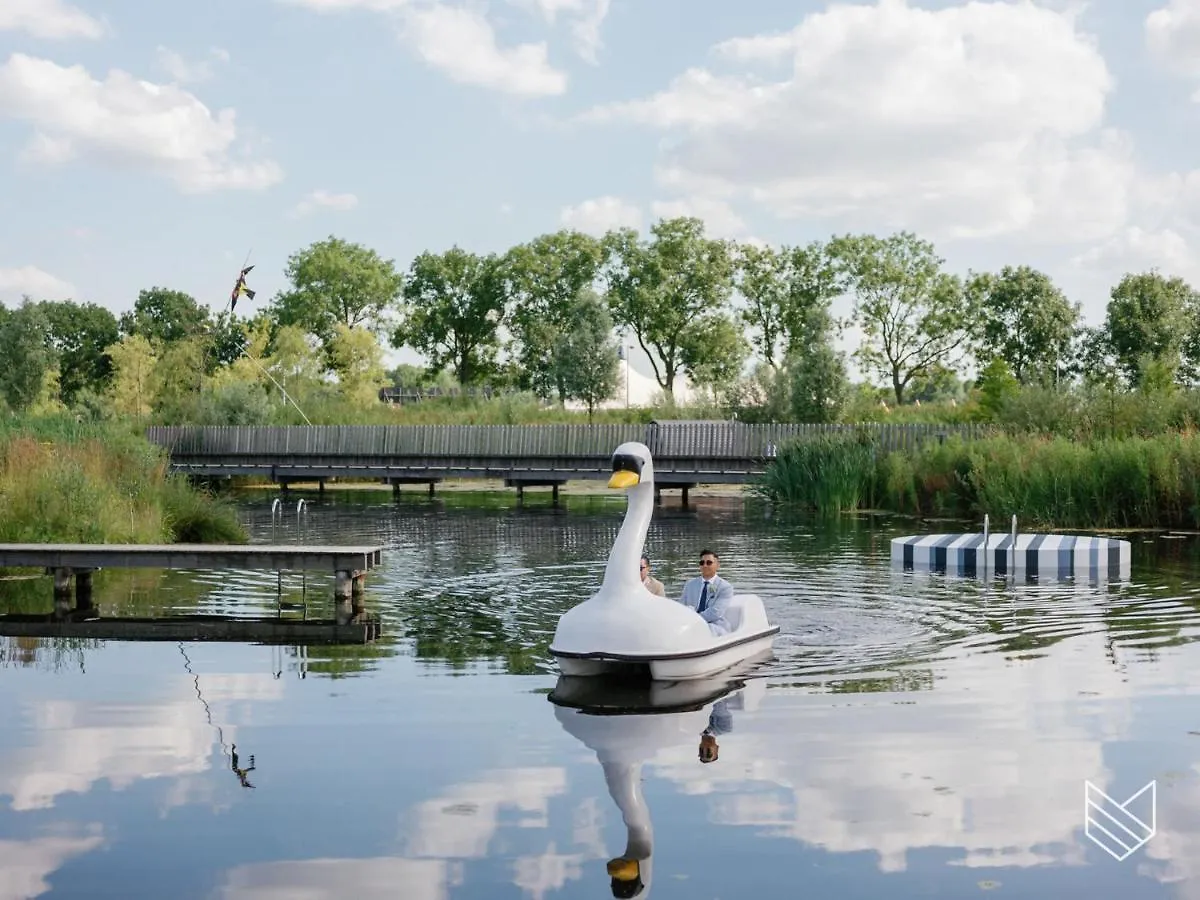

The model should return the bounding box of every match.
[640,554,666,597]
[676,548,733,636]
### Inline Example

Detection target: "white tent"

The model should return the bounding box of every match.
[562,340,699,411]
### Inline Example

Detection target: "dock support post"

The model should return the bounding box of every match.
[552,484,559,505]
[681,486,689,507]
[334,569,353,625]
[516,484,524,505]
[351,570,366,615]
[53,567,72,617]
[75,569,94,612]
[393,480,401,499]
[428,482,435,498]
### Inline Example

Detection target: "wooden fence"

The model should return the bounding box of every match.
[146,422,992,460]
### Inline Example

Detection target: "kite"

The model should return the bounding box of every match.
[230,264,256,312]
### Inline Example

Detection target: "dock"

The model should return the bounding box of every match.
[0,542,387,632]
[0,614,382,644]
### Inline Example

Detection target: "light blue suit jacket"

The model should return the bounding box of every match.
[677,575,733,636]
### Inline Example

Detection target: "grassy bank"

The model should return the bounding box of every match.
[754,429,1200,530]
[0,414,246,544]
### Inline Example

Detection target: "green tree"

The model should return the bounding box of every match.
[503,230,606,400]
[785,303,849,423]
[106,334,157,420]
[555,289,620,420]
[271,236,404,352]
[828,231,973,405]
[119,287,209,346]
[329,323,388,408]
[966,265,1079,385]
[38,300,119,403]
[394,248,507,386]
[1103,270,1199,387]
[0,300,55,412]
[735,243,790,368]
[602,217,742,400]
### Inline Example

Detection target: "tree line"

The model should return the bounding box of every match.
[2,217,1198,424]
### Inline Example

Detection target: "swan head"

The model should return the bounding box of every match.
[607,441,654,492]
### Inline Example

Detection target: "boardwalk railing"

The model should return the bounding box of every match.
[147,422,992,488]
[148,422,990,459]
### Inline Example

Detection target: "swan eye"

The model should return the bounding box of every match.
[610,453,642,475]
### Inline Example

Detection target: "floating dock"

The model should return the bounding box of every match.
[891,531,1132,581]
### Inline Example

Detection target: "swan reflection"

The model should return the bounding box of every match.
[549,661,768,898]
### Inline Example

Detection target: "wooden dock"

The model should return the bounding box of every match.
[0,542,387,628]
[0,614,382,644]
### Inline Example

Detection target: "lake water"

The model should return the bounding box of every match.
[3,488,1200,898]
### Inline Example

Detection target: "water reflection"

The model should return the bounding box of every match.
[549,664,766,899]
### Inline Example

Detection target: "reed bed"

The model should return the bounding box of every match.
[756,429,1200,529]
[0,413,246,545]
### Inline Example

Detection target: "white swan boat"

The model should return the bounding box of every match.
[548,441,779,681]
[549,670,767,899]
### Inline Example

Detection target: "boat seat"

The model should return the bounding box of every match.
[724,600,744,633]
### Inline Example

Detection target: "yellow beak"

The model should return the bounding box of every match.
[608,470,640,489]
[607,858,640,880]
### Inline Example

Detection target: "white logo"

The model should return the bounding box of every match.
[1084,780,1156,861]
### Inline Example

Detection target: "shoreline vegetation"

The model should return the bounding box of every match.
[0,413,247,551]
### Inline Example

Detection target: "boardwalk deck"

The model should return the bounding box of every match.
[0,614,381,644]
[0,543,384,573]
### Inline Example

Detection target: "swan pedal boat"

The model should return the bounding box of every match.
[548,441,780,682]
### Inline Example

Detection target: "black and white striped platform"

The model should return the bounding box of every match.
[890,533,1131,581]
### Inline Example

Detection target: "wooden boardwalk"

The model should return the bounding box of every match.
[0,614,382,644]
[147,421,989,496]
[0,542,387,633]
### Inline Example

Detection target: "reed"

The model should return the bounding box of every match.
[761,429,1200,529]
[752,430,876,513]
[0,413,246,545]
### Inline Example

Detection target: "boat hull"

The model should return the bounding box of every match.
[551,625,780,681]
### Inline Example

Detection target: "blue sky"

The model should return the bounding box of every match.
[3,0,1200,374]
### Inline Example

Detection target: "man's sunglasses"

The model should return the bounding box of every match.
[699,559,716,566]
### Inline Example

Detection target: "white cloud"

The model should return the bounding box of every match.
[0,831,106,900]
[0,265,77,302]
[217,857,453,900]
[155,46,230,84]
[0,53,283,193]
[1147,0,1200,86]
[293,189,359,216]
[398,4,567,96]
[0,0,104,40]
[650,196,747,240]
[511,0,611,63]
[559,195,642,235]
[277,0,412,9]
[580,0,1135,245]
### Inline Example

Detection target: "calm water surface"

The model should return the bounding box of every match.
[4,489,1200,898]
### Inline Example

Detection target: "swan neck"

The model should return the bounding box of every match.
[603,483,653,593]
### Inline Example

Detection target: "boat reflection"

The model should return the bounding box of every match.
[548,654,769,898]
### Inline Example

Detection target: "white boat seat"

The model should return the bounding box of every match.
[724,600,744,633]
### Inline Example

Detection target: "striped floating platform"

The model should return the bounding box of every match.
[891,532,1131,581]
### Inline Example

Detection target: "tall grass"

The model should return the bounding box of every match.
[758,429,1200,529]
[751,431,877,513]
[0,413,246,544]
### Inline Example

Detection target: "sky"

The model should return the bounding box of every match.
[2,0,1200,380]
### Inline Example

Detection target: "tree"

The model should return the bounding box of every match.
[0,300,55,412]
[38,300,119,403]
[734,243,790,368]
[555,289,620,420]
[272,236,404,352]
[394,248,507,386]
[828,231,973,405]
[966,265,1079,385]
[602,217,742,400]
[329,323,388,408]
[503,230,606,400]
[120,287,209,346]
[1103,270,1199,387]
[785,302,849,423]
[106,334,157,420]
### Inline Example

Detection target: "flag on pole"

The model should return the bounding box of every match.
[230,265,256,312]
